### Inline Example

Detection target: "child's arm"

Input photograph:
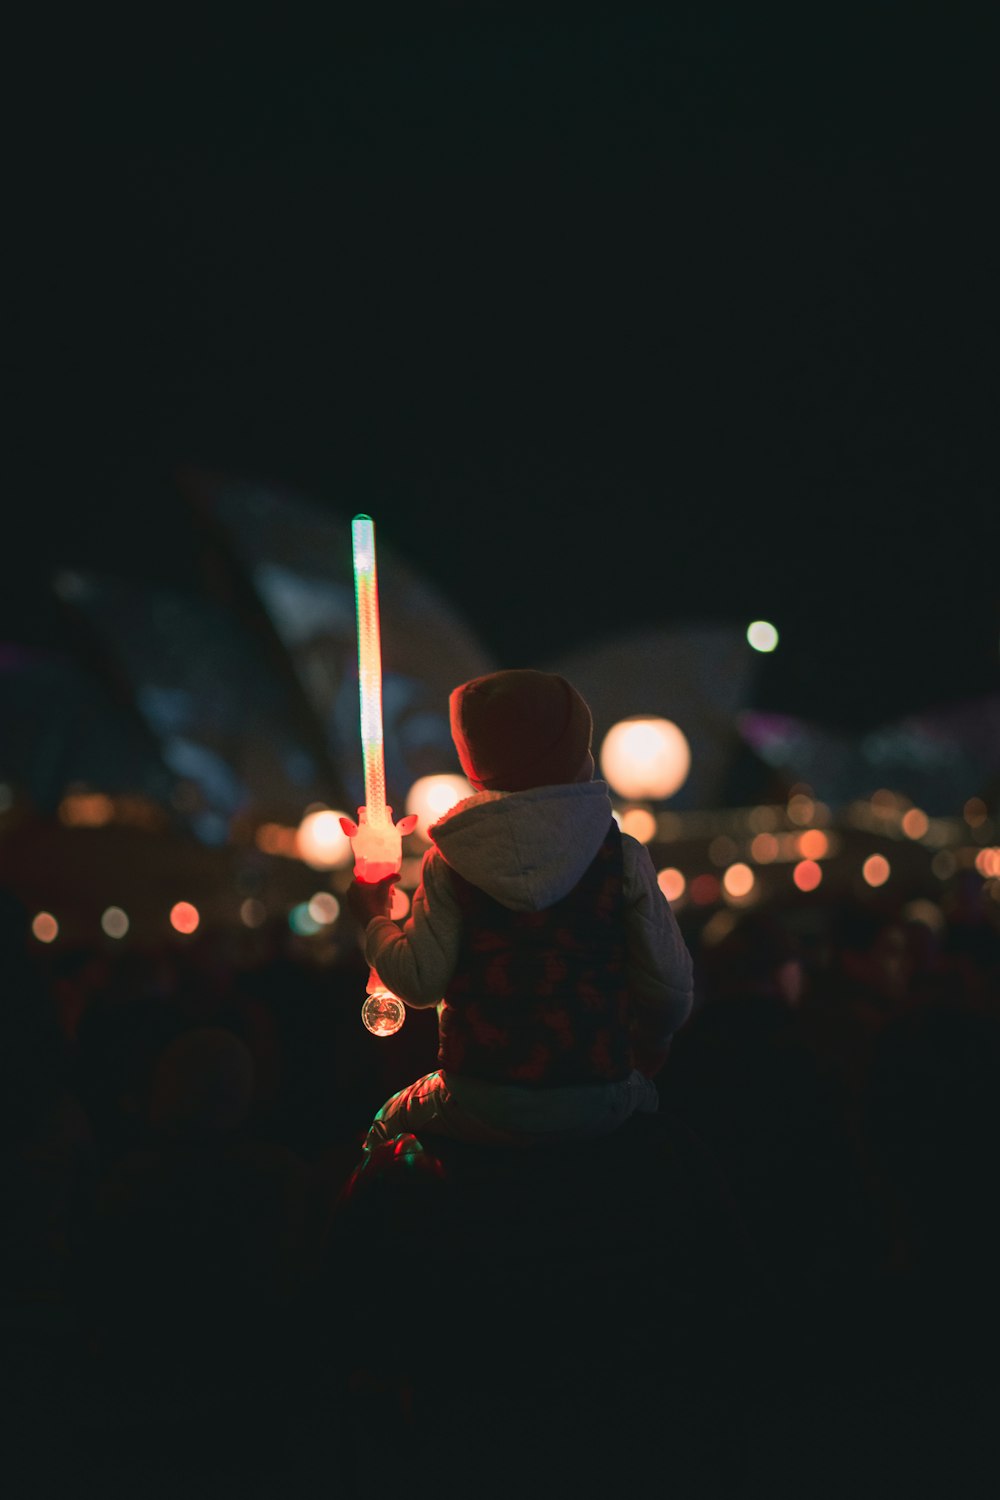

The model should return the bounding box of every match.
[621,835,695,1076]
[361,848,462,1008]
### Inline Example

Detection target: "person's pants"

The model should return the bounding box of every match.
[363,1068,659,1151]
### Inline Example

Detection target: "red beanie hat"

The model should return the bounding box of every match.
[449,669,594,792]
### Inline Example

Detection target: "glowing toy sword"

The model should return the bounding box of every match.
[339,514,416,1035]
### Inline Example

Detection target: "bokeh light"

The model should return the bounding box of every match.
[974,848,1000,878]
[746,620,779,653]
[787,793,815,826]
[169,901,200,935]
[31,911,59,943]
[599,718,691,801]
[722,863,755,900]
[751,831,779,863]
[406,774,474,840]
[255,822,299,857]
[308,891,341,925]
[708,835,740,867]
[619,806,657,844]
[748,805,779,832]
[902,899,945,934]
[240,898,267,928]
[689,873,720,905]
[797,829,829,860]
[901,808,929,840]
[289,902,322,936]
[792,860,823,892]
[862,854,891,888]
[964,797,988,828]
[931,850,956,880]
[657,867,686,903]
[100,906,129,939]
[296,809,353,870]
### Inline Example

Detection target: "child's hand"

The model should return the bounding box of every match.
[347,874,400,926]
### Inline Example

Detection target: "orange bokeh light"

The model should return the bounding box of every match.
[31,911,59,943]
[170,901,200,934]
[974,847,1000,878]
[751,832,779,863]
[787,794,815,826]
[964,797,988,828]
[901,808,929,840]
[722,863,755,899]
[657,868,686,903]
[797,829,829,860]
[792,859,823,892]
[620,806,658,844]
[862,854,891,888]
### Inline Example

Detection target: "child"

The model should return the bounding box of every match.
[351,668,694,1149]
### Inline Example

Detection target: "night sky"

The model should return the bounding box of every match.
[8,3,999,735]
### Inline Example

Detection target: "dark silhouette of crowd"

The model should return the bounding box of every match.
[2,870,998,1499]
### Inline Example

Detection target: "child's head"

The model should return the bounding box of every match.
[449,669,594,792]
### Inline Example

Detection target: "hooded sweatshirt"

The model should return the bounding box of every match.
[363,779,694,1080]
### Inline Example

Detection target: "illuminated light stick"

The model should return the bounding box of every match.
[339,514,417,1036]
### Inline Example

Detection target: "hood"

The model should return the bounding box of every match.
[429,779,616,912]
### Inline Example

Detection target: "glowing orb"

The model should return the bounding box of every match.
[31,911,59,944]
[101,906,129,939]
[722,863,755,899]
[406,774,475,840]
[296,809,353,870]
[657,867,686,902]
[862,854,890,888]
[793,859,823,892]
[747,621,779,653]
[170,901,200,934]
[362,989,406,1037]
[599,717,691,801]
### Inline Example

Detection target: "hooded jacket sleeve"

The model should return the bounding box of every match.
[622,834,694,1065]
[362,848,462,1008]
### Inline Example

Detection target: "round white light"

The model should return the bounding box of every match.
[296,809,353,870]
[405,774,475,840]
[747,620,779,653]
[599,718,691,801]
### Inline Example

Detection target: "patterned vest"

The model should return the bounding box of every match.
[437,824,632,1086]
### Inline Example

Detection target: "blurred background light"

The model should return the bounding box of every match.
[619,806,657,844]
[295,809,353,870]
[689,873,720,905]
[240,898,267,928]
[599,717,691,801]
[862,854,891,887]
[307,891,341,925]
[656,867,686,903]
[901,808,929,840]
[964,796,988,828]
[31,911,59,943]
[405,774,474,841]
[751,831,779,863]
[793,859,823,892]
[746,620,779,653]
[786,793,815,826]
[708,834,740,867]
[100,906,129,939]
[722,862,755,900]
[169,901,200,934]
[797,829,829,860]
[289,901,322,936]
